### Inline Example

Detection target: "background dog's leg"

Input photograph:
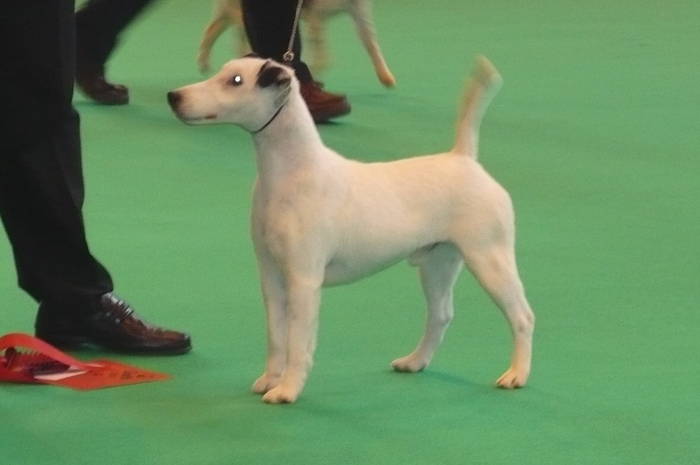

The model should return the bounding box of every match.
[262,276,321,404]
[252,262,288,395]
[235,23,250,57]
[224,2,250,57]
[461,244,535,389]
[197,15,230,73]
[306,11,329,76]
[348,0,396,87]
[393,243,463,372]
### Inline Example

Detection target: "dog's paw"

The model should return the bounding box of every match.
[495,367,529,389]
[379,70,396,88]
[262,384,300,404]
[391,354,428,373]
[251,373,282,394]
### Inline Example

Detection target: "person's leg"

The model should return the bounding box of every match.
[0,117,114,304]
[240,0,350,122]
[75,0,156,104]
[241,0,312,82]
[0,0,190,354]
[76,0,155,67]
[0,0,113,304]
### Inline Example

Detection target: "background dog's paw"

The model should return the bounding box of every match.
[251,373,281,394]
[391,354,428,373]
[495,367,529,389]
[262,385,300,404]
[378,70,396,88]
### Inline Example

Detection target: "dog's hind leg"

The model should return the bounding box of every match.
[393,243,464,372]
[223,1,250,57]
[459,242,535,388]
[348,0,396,87]
[197,14,230,73]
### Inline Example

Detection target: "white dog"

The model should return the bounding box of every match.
[197,0,396,87]
[168,56,535,404]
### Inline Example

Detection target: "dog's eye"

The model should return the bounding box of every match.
[230,75,243,86]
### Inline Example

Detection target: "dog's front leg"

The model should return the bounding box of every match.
[252,258,288,394]
[262,275,321,404]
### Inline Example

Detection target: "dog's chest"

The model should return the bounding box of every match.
[253,198,296,250]
[251,182,325,255]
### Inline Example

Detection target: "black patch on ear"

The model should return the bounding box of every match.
[244,52,260,58]
[257,65,290,88]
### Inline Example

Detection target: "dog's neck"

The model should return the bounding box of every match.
[251,91,326,186]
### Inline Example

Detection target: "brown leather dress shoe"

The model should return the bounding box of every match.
[35,293,191,355]
[300,81,351,123]
[75,65,129,105]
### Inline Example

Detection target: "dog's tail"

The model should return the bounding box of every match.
[452,55,503,158]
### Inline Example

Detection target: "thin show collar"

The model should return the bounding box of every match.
[251,102,287,134]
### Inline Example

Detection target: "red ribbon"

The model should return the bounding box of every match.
[0,333,169,389]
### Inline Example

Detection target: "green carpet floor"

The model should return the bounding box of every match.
[2,1,699,463]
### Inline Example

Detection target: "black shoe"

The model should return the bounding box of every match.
[75,64,129,105]
[35,293,191,355]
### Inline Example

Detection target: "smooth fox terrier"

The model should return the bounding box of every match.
[168,56,535,404]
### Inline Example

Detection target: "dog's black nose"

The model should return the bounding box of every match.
[167,91,181,107]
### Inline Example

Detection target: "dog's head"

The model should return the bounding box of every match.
[167,57,295,132]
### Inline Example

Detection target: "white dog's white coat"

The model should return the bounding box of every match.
[169,56,535,404]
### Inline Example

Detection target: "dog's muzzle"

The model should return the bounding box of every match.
[167,91,217,123]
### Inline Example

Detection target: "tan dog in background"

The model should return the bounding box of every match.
[197,0,396,87]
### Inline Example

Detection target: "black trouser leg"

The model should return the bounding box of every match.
[0,0,113,306]
[241,0,313,82]
[76,0,156,67]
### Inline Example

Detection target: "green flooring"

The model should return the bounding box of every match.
[2,0,699,463]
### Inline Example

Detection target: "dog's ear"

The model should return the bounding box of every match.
[257,61,291,88]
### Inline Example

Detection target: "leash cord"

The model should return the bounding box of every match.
[283,0,304,64]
